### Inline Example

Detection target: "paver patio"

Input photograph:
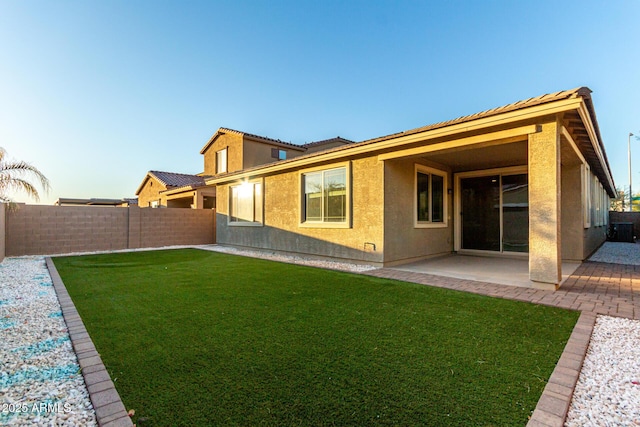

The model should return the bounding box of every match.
[364,261,640,320]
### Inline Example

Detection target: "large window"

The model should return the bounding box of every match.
[216,148,228,174]
[302,166,348,224]
[415,165,447,227]
[229,180,262,225]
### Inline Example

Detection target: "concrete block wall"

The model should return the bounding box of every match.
[609,211,640,238]
[3,204,215,258]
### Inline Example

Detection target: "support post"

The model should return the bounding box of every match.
[528,120,562,287]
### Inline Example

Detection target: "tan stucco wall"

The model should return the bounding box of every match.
[383,158,452,265]
[561,163,584,261]
[137,177,167,207]
[216,156,385,263]
[203,132,244,176]
[528,119,562,285]
[243,140,305,168]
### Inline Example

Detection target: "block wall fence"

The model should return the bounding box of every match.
[1,204,216,261]
[609,211,640,237]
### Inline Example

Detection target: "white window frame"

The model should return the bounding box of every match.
[228,178,263,227]
[299,162,351,229]
[216,148,228,174]
[414,164,448,228]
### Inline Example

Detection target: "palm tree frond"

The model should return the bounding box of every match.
[0,148,50,204]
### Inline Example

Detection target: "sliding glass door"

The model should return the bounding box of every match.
[459,172,528,253]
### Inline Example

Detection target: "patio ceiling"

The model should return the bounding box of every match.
[419,139,528,173]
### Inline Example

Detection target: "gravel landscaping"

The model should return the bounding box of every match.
[565,315,640,426]
[588,241,640,265]
[0,257,96,426]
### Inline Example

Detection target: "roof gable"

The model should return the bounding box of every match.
[200,127,306,154]
[135,170,205,195]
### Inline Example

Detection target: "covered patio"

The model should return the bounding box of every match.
[390,254,581,288]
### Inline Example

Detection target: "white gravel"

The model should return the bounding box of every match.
[201,244,378,272]
[565,315,640,426]
[0,257,97,426]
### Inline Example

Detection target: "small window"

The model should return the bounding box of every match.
[582,164,591,228]
[229,180,262,225]
[271,148,287,160]
[216,148,228,174]
[415,165,447,227]
[302,166,347,224]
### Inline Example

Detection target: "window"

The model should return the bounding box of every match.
[229,180,262,225]
[582,164,591,228]
[302,166,348,224]
[415,165,447,227]
[216,148,228,174]
[271,148,287,160]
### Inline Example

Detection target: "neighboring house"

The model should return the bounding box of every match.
[199,127,353,176]
[136,128,354,209]
[135,171,215,208]
[55,198,137,207]
[207,87,615,289]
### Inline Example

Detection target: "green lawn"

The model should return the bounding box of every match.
[53,249,579,426]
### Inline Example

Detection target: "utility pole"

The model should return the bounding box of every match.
[630,132,634,212]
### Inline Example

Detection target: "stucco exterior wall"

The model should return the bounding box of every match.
[216,156,385,263]
[383,158,452,265]
[561,163,584,261]
[203,132,244,175]
[137,177,167,208]
[528,119,562,284]
[242,140,305,168]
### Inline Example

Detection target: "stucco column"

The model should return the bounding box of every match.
[528,120,562,286]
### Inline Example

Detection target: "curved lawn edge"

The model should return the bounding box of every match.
[46,257,133,427]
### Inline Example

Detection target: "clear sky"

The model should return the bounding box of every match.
[1,1,639,205]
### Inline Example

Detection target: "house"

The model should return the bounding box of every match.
[136,128,354,208]
[135,171,215,208]
[206,87,615,289]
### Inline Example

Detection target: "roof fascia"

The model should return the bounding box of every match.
[243,134,306,151]
[575,102,616,195]
[199,130,225,154]
[135,174,152,195]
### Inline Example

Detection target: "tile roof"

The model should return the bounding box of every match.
[201,127,307,154]
[302,136,354,148]
[362,87,593,145]
[149,171,206,188]
[207,87,614,195]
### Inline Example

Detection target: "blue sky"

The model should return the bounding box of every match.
[1,1,639,204]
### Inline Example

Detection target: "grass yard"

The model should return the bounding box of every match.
[53,249,579,426]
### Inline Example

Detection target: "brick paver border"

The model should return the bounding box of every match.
[46,258,133,427]
[526,312,596,427]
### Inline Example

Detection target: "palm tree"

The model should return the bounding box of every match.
[0,147,50,204]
